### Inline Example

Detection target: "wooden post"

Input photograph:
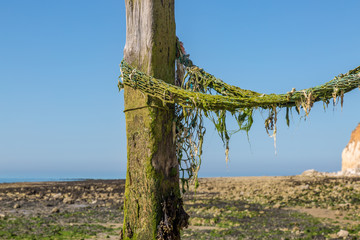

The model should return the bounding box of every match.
[122,0,188,239]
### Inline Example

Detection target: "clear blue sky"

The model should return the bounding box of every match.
[1,0,359,179]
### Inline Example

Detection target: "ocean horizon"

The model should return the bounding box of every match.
[0,172,298,184]
[0,177,107,184]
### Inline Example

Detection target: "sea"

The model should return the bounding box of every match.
[0,177,125,184]
[0,169,307,184]
[0,178,86,184]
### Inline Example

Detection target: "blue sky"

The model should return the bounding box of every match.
[1,0,359,179]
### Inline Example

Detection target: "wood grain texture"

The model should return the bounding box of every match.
[122,1,187,239]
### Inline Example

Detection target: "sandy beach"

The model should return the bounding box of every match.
[0,175,360,239]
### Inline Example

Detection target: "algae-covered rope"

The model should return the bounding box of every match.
[118,40,360,192]
[119,60,360,112]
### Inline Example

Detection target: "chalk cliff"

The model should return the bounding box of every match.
[342,123,360,172]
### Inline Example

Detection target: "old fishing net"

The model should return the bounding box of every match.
[118,39,360,192]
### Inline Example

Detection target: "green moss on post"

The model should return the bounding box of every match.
[122,0,188,239]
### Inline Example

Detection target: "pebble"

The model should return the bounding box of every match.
[51,207,60,213]
[13,203,21,209]
[335,210,343,216]
[52,193,62,199]
[337,230,349,238]
[273,203,281,209]
[63,197,74,204]
[299,184,310,190]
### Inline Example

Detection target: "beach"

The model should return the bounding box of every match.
[0,175,360,239]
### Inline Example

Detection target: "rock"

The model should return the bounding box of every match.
[63,197,74,204]
[300,169,323,177]
[298,184,310,191]
[335,210,343,216]
[337,229,349,238]
[51,207,60,213]
[52,193,62,199]
[342,123,360,173]
[0,213,6,218]
[338,203,350,210]
[329,233,338,239]
[273,203,281,209]
[341,168,360,176]
[13,203,21,209]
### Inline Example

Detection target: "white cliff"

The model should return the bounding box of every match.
[342,123,360,172]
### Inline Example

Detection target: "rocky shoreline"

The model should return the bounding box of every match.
[0,179,125,214]
[1,175,360,239]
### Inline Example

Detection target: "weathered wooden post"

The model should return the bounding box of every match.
[122,0,188,239]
